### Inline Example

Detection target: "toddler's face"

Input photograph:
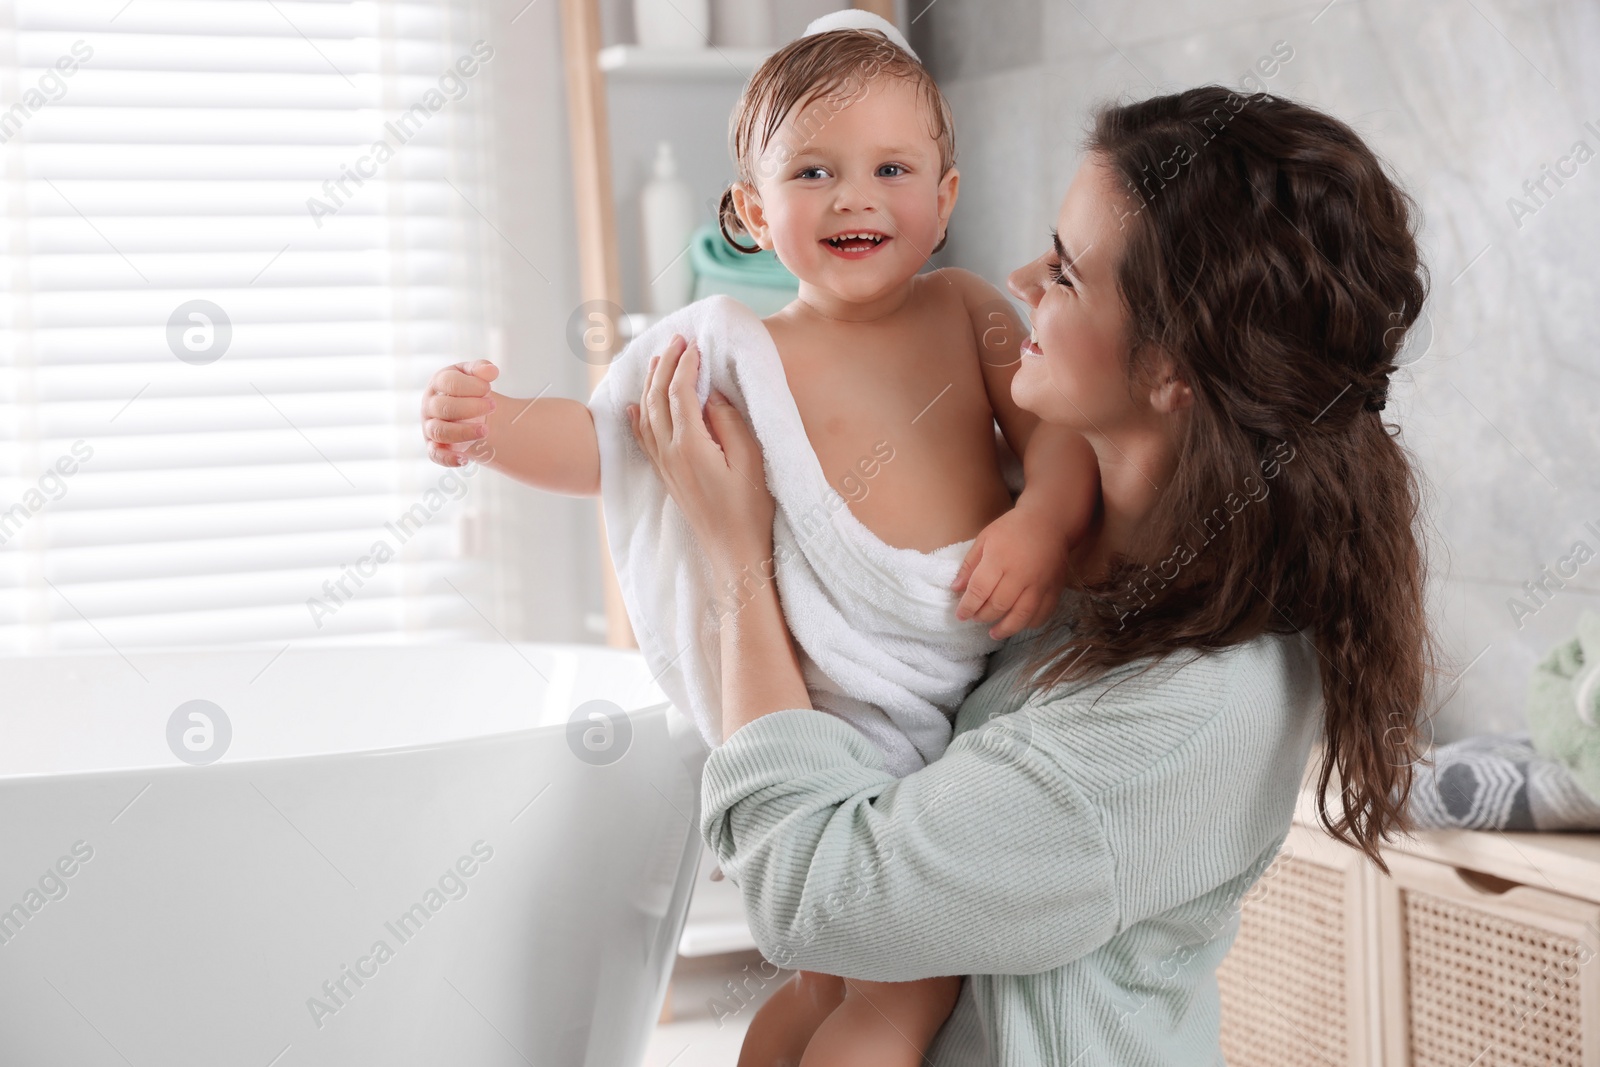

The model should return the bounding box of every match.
[743,77,955,305]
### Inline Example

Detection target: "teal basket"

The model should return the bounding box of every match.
[688,224,799,317]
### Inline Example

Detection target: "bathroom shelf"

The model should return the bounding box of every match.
[598,44,774,79]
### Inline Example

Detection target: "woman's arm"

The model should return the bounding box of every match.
[627,335,811,739]
[700,638,1317,982]
[715,573,812,739]
[700,704,1120,981]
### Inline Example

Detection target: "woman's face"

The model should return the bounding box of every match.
[1007,155,1142,433]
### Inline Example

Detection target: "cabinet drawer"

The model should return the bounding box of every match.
[1218,824,1374,1067]
[1377,851,1600,1067]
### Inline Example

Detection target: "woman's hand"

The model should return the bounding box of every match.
[628,335,775,582]
[632,335,807,731]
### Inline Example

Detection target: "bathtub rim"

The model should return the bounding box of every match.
[0,700,707,785]
[0,640,706,783]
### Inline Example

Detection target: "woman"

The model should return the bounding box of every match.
[630,87,1431,1066]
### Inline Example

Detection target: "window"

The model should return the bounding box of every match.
[0,0,504,652]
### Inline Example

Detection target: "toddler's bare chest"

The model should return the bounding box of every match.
[771,326,1010,552]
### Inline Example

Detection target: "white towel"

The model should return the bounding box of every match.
[589,296,1003,777]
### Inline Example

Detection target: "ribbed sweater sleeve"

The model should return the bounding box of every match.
[699,704,1121,981]
[700,633,1323,1066]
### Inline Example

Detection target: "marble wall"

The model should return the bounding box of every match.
[912,0,1600,740]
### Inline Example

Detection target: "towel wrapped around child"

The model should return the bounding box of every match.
[589,295,1003,777]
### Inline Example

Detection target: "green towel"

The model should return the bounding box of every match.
[1528,609,1600,803]
[689,224,798,317]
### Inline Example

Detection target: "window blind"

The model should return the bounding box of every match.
[0,0,503,652]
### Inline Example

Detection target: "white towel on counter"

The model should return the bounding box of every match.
[589,295,1003,777]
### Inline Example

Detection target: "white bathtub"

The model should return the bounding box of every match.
[0,642,705,1067]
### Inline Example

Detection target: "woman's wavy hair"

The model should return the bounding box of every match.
[1029,87,1434,871]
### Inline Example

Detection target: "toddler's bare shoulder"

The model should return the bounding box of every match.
[921,267,1006,307]
[918,269,1014,341]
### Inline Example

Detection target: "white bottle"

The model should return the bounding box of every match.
[641,141,696,315]
[635,0,709,48]
[712,0,771,47]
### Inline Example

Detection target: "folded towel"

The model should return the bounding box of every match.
[1408,733,1600,831]
[589,295,1002,777]
[688,225,798,317]
[1528,609,1600,804]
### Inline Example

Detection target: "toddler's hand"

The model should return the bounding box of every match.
[422,360,498,467]
[952,505,1074,640]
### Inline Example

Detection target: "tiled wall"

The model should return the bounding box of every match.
[913,0,1600,740]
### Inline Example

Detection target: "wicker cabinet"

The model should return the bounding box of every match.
[1217,823,1377,1066]
[1219,796,1600,1066]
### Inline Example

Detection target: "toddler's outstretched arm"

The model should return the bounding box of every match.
[422,360,601,496]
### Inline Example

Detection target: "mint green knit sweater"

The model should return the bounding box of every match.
[700,629,1322,1066]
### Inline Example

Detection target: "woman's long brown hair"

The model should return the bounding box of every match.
[1030,87,1434,871]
